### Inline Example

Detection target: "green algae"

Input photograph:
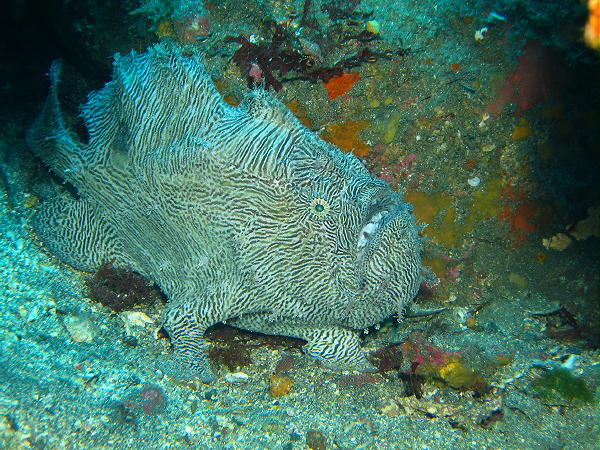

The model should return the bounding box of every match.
[531,368,594,403]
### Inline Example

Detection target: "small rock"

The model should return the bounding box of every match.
[570,206,598,240]
[269,374,293,397]
[474,27,488,41]
[122,335,138,347]
[290,432,302,441]
[365,20,381,35]
[380,400,401,416]
[508,272,527,288]
[306,429,327,450]
[561,354,579,370]
[121,311,154,328]
[285,407,299,416]
[478,114,490,128]
[63,314,99,343]
[542,233,572,251]
[467,176,481,187]
[224,372,250,383]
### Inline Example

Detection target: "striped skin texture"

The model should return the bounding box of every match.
[27,45,423,382]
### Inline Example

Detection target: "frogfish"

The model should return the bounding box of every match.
[27,45,425,382]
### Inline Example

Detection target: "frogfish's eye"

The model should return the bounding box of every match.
[309,197,330,217]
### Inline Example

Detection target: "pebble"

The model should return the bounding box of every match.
[121,311,154,328]
[561,355,579,370]
[224,372,250,383]
[383,112,401,144]
[269,374,293,397]
[467,176,480,187]
[380,400,401,416]
[478,113,490,128]
[365,20,381,35]
[474,27,488,41]
[63,314,99,343]
[306,430,327,450]
[285,407,299,416]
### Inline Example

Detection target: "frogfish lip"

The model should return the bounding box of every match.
[347,205,421,329]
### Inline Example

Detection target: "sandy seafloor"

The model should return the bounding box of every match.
[1,0,599,448]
